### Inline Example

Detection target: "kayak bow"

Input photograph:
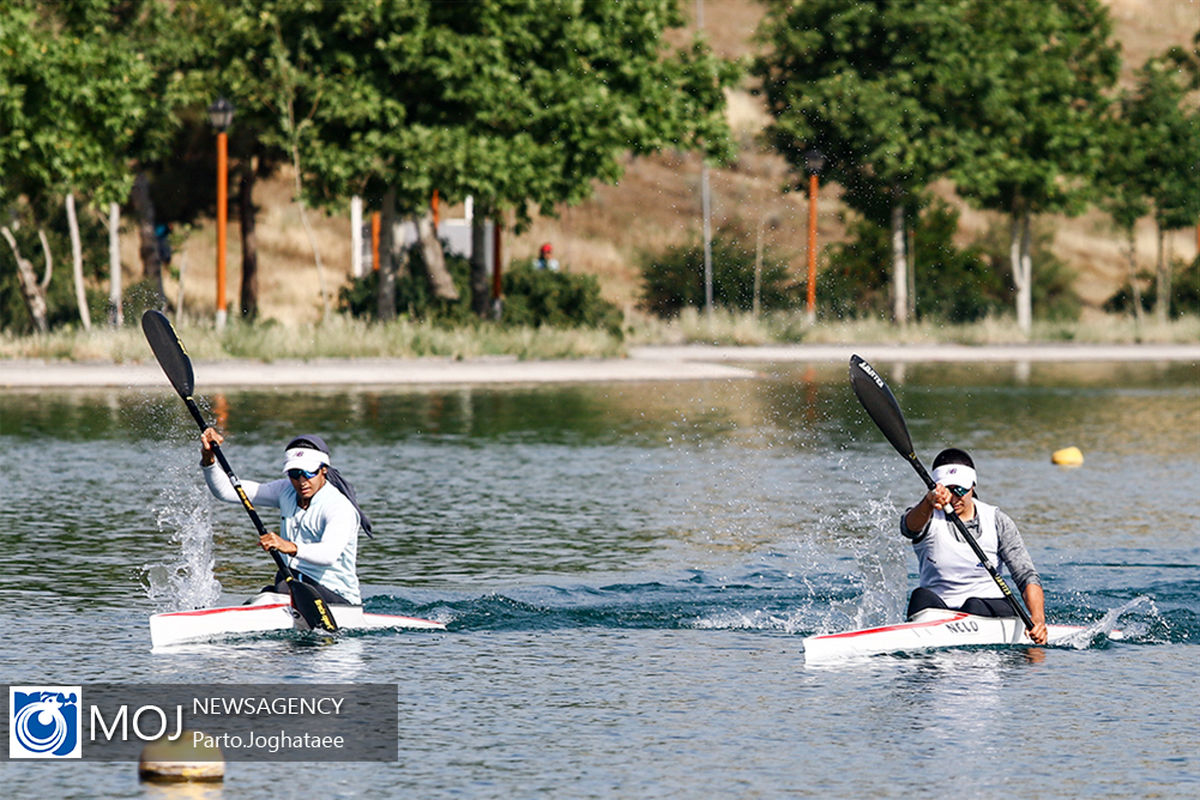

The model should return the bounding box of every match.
[803,608,1121,664]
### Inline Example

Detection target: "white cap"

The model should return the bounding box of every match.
[932,463,976,490]
[282,447,329,474]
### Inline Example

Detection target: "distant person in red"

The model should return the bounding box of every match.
[534,243,560,271]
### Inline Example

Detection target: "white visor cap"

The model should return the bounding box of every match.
[932,463,976,490]
[282,447,330,474]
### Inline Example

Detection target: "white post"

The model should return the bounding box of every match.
[351,195,364,278]
[108,202,123,326]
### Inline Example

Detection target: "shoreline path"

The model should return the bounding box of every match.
[1,343,1197,389]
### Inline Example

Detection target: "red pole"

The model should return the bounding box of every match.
[432,189,440,227]
[806,172,818,320]
[215,130,228,328]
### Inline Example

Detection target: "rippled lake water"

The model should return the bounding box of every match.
[2,359,1198,798]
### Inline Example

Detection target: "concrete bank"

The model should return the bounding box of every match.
[1,343,1197,389]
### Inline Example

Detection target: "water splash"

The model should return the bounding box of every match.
[1055,595,1153,649]
[142,479,222,612]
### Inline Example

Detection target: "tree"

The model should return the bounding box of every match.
[210,0,737,317]
[755,0,973,324]
[951,0,1120,333]
[0,1,177,329]
[1101,54,1200,325]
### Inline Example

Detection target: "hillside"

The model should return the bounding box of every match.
[137,0,1200,325]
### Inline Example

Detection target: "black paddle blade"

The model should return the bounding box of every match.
[288,579,339,632]
[849,354,916,459]
[142,310,195,399]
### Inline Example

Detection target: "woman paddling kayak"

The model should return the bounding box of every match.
[199,429,368,607]
[900,448,1048,644]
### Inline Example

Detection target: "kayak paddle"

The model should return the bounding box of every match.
[141,309,338,632]
[848,353,1035,631]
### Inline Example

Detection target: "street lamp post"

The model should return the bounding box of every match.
[208,97,235,329]
[804,148,825,325]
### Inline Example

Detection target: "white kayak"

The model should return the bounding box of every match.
[150,592,446,649]
[803,607,1122,664]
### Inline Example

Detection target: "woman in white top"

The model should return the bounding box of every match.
[901,448,1047,644]
[200,429,365,606]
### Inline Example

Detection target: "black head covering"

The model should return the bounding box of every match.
[285,434,374,538]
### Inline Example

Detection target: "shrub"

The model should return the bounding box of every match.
[339,245,475,324]
[501,264,624,336]
[639,227,800,317]
[1105,255,1200,316]
[823,201,1081,323]
[822,201,1005,323]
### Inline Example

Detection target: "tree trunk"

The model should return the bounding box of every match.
[1154,222,1170,324]
[2,226,49,333]
[130,172,164,301]
[906,221,916,321]
[1010,212,1033,334]
[1126,227,1144,331]
[1019,213,1033,334]
[108,202,123,326]
[66,192,91,330]
[38,229,52,289]
[416,211,458,301]
[377,187,397,321]
[470,215,490,317]
[239,156,260,320]
[890,203,908,326]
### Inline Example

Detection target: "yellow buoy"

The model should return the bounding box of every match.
[139,733,224,783]
[1051,446,1084,466]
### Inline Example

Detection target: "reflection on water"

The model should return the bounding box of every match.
[2,360,1199,798]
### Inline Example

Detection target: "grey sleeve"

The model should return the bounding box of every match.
[995,509,1041,592]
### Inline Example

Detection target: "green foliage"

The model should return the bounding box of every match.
[951,0,1120,217]
[339,246,475,324]
[501,265,623,337]
[193,0,737,222]
[754,0,972,225]
[822,202,1007,323]
[1105,256,1200,317]
[638,229,801,318]
[974,220,1082,323]
[0,209,112,334]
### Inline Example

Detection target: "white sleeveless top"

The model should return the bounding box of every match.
[912,500,1002,607]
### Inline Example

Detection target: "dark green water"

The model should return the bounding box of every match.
[2,359,1198,797]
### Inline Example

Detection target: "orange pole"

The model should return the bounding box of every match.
[806,172,818,317]
[371,212,381,272]
[432,189,440,227]
[216,130,228,325]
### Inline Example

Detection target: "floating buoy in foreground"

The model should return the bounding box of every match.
[1051,446,1084,466]
[139,734,224,782]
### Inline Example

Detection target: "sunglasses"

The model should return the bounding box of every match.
[287,468,321,480]
[948,484,972,498]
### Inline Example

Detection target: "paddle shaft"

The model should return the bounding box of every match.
[849,355,1035,631]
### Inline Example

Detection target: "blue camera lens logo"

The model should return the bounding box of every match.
[9,686,82,759]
